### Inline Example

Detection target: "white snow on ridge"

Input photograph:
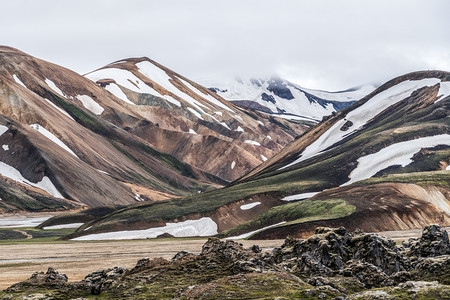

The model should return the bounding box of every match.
[45,79,65,97]
[2,145,9,151]
[0,161,63,198]
[72,217,218,240]
[281,78,445,170]
[13,74,26,88]
[76,95,104,115]
[105,83,134,104]
[44,99,75,121]
[235,126,244,132]
[303,84,376,102]
[189,129,197,134]
[244,140,261,146]
[225,221,286,240]
[343,134,450,186]
[29,124,78,158]
[86,67,182,107]
[0,125,8,136]
[261,154,268,161]
[178,77,235,113]
[281,192,319,201]
[43,223,84,230]
[240,202,261,210]
[435,81,450,103]
[136,61,207,111]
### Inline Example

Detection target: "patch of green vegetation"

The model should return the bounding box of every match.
[223,199,356,237]
[355,170,450,188]
[0,227,75,244]
[0,185,72,212]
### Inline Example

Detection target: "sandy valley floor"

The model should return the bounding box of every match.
[0,239,284,290]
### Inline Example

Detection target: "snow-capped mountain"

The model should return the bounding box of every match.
[0,46,306,212]
[201,77,377,122]
[85,58,306,182]
[74,70,450,240]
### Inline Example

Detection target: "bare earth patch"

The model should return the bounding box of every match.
[0,239,283,290]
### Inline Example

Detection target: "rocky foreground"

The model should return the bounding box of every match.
[1,225,449,299]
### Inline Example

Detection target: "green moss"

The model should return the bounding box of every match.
[223,199,356,237]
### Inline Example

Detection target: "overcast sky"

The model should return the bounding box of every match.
[1,0,449,90]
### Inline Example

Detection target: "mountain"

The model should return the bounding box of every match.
[84,59,306,182]
[201,77,377,122]
[0,46,230,212]
[66,70,450,240]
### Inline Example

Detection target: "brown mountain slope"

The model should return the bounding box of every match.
[0,46,224,212]
[85,57,306,181]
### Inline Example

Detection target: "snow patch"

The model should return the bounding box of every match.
[435,81,450,103]
[343,134,450,186]
[72,217,218,240]
[2,145,9,151]
[44,99,74,121]
[178,77,234,113]
[281,192,319,201]
[447,165,450,171]
[235,115,243,122]
[76,95,104,115]
[245,140,261,146]
[225,221,286,240]
[281,78,444,170]
[30,124,78,158]
[43,223,84,230]
[266,135,272,140]
[13,74,26,88]
[240,202,261,210]
[0,161,63,198]
[0,125,8,136]
[188,129,197,134]
[135,193,144,202]
[231,161,236,170]
[136,61,206,110]
[235,126,244,132]
[220,122,231,130]
[260,154,268,161]
[187,107,203,120]
[0,215,52,228]
[45,79,65,97]
[105,83,134,104]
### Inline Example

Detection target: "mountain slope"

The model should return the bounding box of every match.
[84,60,306,182]
[0,46,225,212]
[201,77,376,122]
[68,70,450,240]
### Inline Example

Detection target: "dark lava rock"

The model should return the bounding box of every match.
[267,79,294,100]
[261,92,276,104]
[83,266,127,295]
[340,120,353,131]
[403,224,449,257]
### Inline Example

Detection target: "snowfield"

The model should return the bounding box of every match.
[42,223,84,230]
[29,124,78,158]
[0,161,63,198]
[72,217,218,241]
[343,134,450,186]
[13,74,27,88]
[0,125,8,136]
[0,215,52,228]
[244,140,261,146]
[240,202,261,210]
[281,78,449,170]
[281,192,319,201]
[76,95,104,115]
[45,79,65,97]
[225,221,286,240]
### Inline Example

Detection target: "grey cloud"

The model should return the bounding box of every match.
[0,0,448,90]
